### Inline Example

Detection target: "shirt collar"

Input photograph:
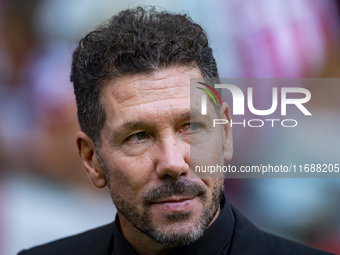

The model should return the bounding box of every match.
[112,193,235,255]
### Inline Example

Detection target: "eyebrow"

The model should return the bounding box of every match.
[120,110,202,130]
[179,112,191,120]
[122,121,150,130]
[175,111,205,121]
[187,109,206,120]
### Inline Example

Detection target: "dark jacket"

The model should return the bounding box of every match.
[18,199,335,255]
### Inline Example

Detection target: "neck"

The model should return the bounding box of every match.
[118,212,172,255]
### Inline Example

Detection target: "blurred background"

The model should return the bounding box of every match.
[0,0,340,254]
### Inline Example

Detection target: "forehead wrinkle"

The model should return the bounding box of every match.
[114,71,193,91]
[113,88,190,110]
[102,66,201,124]
[103,66,200,107]
[120,109,191,131]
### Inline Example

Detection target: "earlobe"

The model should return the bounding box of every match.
[76,132,107,188]
[220,102,233,162]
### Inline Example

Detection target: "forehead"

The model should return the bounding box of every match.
[101,66,203,117]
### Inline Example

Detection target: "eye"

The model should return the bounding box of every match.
[179,122,202,133]
[190,122,201,131]
[126,132,150,142]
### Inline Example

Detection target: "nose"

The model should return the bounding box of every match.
[155,134,190,179]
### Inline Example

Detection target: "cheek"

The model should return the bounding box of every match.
[192,125,224,159]
[190,136,225,177]
[201,178,223,191]
[204,179,224,204]
[107,154,154,198]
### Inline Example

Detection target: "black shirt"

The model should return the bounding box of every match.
[18,194,335,255]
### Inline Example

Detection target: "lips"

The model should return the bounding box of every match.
[142,179,206,214]
[153,196,194,204]
[152,196,196,213]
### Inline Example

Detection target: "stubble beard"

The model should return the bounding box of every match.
[96,149,224,247]
[111,178,224,247]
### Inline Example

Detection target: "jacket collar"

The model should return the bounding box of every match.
[229,206,268,255]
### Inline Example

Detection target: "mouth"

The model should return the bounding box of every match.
[151,196,197,213]
[154,196,195,203]
[143,180,206,215]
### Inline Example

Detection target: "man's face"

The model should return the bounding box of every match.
[88,66,232,247]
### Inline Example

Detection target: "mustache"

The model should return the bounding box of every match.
[142,179,206,205]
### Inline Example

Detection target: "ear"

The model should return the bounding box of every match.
[220,102,233,162]
[76,131,107,188]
